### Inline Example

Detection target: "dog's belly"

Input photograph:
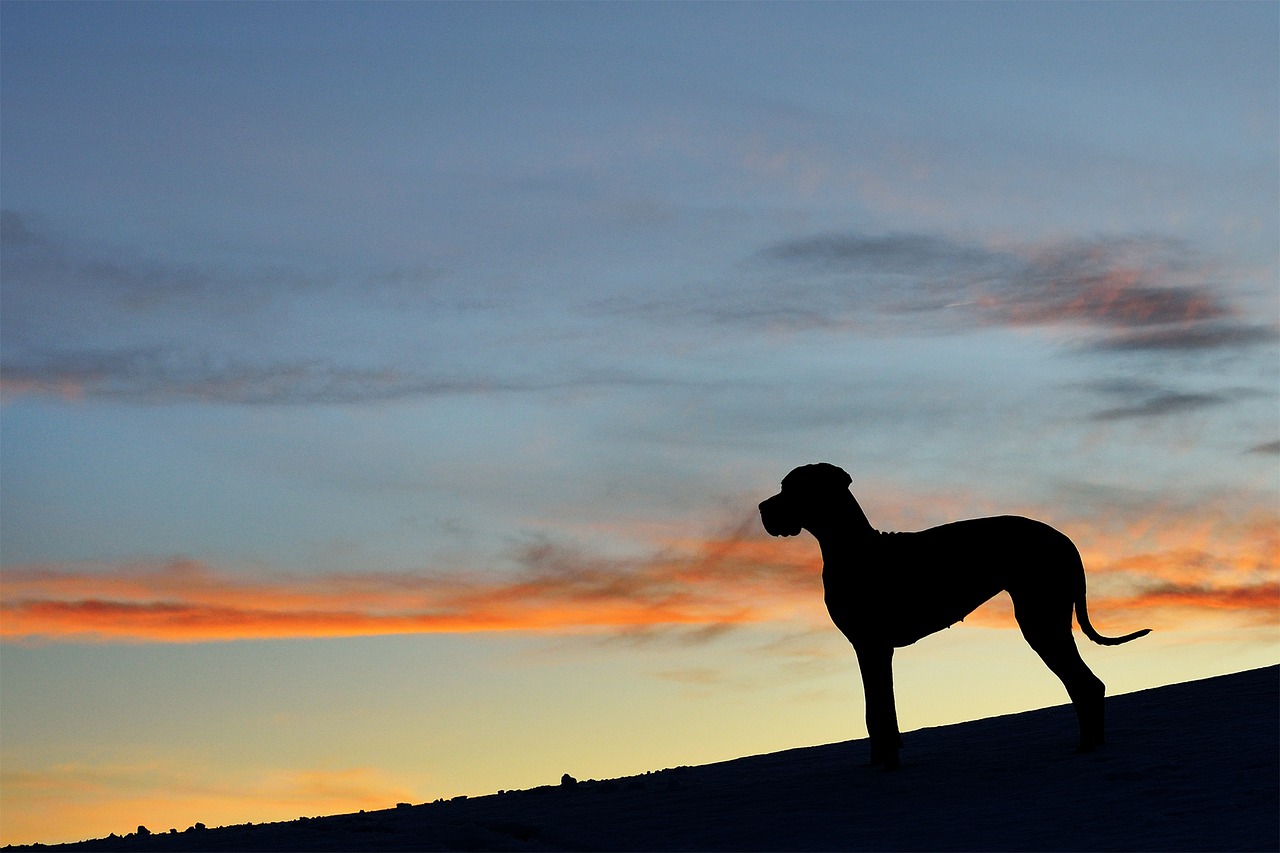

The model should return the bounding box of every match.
[822,519,1045,647]
[889,582,1002,645]
[825,581,1001,647]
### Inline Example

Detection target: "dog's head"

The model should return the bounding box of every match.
[758,463,854,537]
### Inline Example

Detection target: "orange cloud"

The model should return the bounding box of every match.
[1111,582,1280,615]
[0,534,819,644]
[978,270,1223,329]
[965,504,1279,631]
[959,580,1280,632]
[2,502,1273,644]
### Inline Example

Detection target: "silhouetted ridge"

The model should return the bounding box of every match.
[15,666,1276,852]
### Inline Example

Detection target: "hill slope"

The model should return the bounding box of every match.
[13,665,1277,852]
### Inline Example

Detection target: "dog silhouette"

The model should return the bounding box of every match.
[759,463,1150,769]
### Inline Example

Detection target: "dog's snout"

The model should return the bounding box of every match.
[759,492,802,538]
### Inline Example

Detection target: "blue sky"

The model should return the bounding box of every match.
[2,2,1277,845]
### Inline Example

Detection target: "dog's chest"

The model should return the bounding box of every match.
[820,561,892,634]
[819,540,981,647]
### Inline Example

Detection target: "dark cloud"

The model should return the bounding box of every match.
[6,211,1274,408]
[1092,323,1279,351]
[1,211,253,337]
[1247,440,1280,455]
[1090,391,1229,421]
[588,623,741,649]
[996,237,1227,328]
[1078,379,1270,421]
[756,230,1275,354]
[761,232,999,276]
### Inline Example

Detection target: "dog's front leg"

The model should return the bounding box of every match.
[854,643,901,769]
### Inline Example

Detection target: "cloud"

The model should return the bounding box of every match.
[955,503,1278,631]
[753,230,1277,352]
[3,497,1274,644]
[1117,581,1280,616]
[5,212,1272,407]
[0,211,490,406]
[0,344,685,406]
[1090,391,1229,421]
[0,529,821,644]
[991,237,1227,328]
[1092,323,1279,351]
[761,232,997,276]
[0,211,441,320]
[1,211,269,342]
[2,211,703,406]
[1077,379,1269,421]
[0,348,526,406]
[959,580,1280,631]
[1247,440,1280,455]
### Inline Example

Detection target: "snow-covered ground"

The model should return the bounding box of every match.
[13,665,1277,852]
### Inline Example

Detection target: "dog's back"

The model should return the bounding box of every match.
[824,516,1077,648]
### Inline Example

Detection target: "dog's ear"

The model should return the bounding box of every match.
[824,464,852,489]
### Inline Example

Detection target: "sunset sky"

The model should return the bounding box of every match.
[2,2,1277,845]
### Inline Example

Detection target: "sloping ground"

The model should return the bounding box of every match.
[11,665,1277,852]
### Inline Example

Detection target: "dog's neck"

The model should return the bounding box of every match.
[806,491,878,563]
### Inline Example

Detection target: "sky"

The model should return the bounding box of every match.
[1,1,1277,845]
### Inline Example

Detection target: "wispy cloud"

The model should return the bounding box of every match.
[0,211,302,341]
[0,349,541,406]
[1077,379,1269,421]
[761,232,996,276]
[0,211,446,317]
[2,211,700,406]
[987,237,1227,329]
[0,211,486,406]
[1090,391,1229,422]
[5,212,1273,407]
[0,344,684,406]
[1093,323,1278,351]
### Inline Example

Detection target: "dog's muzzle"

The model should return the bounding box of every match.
[759,493,802,537]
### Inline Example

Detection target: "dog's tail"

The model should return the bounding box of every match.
[1075,590,1152,646]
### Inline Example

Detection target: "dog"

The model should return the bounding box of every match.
[759,463,1150,769]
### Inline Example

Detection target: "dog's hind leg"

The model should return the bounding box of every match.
[853,643,902,769]
[1013,598,1107,752]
